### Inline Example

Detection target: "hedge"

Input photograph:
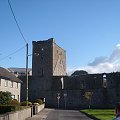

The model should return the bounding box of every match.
[20,101,32,106]
[0,105,23,114]
[33,99,43,105]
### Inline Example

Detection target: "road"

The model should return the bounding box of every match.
[26,109,93,120]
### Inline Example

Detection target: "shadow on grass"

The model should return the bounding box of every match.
[80,111,100,120]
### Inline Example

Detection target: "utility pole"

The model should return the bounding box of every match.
[26,43,28,106]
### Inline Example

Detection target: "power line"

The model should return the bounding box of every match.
[7,0,27,44]
[7,0,29,106]
[0,45,26,62]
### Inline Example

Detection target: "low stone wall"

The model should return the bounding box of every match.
[33,104,45,115]
[0,107,31,120]
[38,104,45,113]
[0,104,45,120]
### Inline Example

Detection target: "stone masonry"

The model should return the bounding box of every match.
[20,38,120,109]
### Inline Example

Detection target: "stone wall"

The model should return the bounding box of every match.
[45,73,120,109]
[20,38,120,109]
[53,41,66,76]
[45,89,116,109]
[20,72,120,109]
[0,104,45,120]
[32,39,53,77]
[0,107,31,120]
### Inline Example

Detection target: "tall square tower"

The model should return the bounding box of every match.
[32,38,66,78]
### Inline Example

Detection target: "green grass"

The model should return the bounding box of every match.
[81,109,115,120]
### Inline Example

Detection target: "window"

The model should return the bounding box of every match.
[41,48,44,51]
[11,81,13,88]
[14,72,18,74]
[103,78,107,88]
[21,73,25,75]
[18,95,19,101]
[5,80,8,87]
[34,53,39,56]
[16,83,18,88]
[103,74,107,88]
[61,77,64,89]
[11,95,15,99]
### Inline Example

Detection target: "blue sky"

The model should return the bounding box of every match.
[1,0,120,73]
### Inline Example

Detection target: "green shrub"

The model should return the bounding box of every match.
[8,99,20,106]
[33,103,39,105]
[0,91,12,105]
[33,99,43,105]
[0,105,23,114]
[21,101,32,106]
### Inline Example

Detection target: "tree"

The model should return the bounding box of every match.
[71,70,88,77]
[0,91,12,105]
[84,91,93,109]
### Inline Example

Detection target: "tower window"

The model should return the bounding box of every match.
[41,48,44,51]
[34,53,39,56]
[103,74,107,88]
[61,77,64,89]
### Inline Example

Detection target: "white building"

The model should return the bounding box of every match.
[0,67,22,102]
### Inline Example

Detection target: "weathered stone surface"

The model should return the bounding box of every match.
[20,38,120,109]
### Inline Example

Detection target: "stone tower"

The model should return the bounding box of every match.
[31,38,66,100]
[32,38,66,77]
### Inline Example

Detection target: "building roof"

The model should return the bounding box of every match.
[0,67,22,83]
[8,67,32,73]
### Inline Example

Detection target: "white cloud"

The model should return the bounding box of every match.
[67,44,120,74]
[88,56,108,66]
[109,44,120,63]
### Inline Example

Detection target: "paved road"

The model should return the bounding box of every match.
[26,109,93,120]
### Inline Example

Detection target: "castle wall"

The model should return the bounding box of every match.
[53,42,66,76]
[44,88,117,109]
[20,38,120,109]
[32,39,53,77]
[20,71,120,109]
[20,72,120,108]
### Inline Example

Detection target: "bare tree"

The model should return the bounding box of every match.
[84,91,93,109]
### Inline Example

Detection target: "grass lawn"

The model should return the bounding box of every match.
[81,109,115,120]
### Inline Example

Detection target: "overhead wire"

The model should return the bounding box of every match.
[0,45,26,62]
[7,0,27,44]
[6,0,30,63]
